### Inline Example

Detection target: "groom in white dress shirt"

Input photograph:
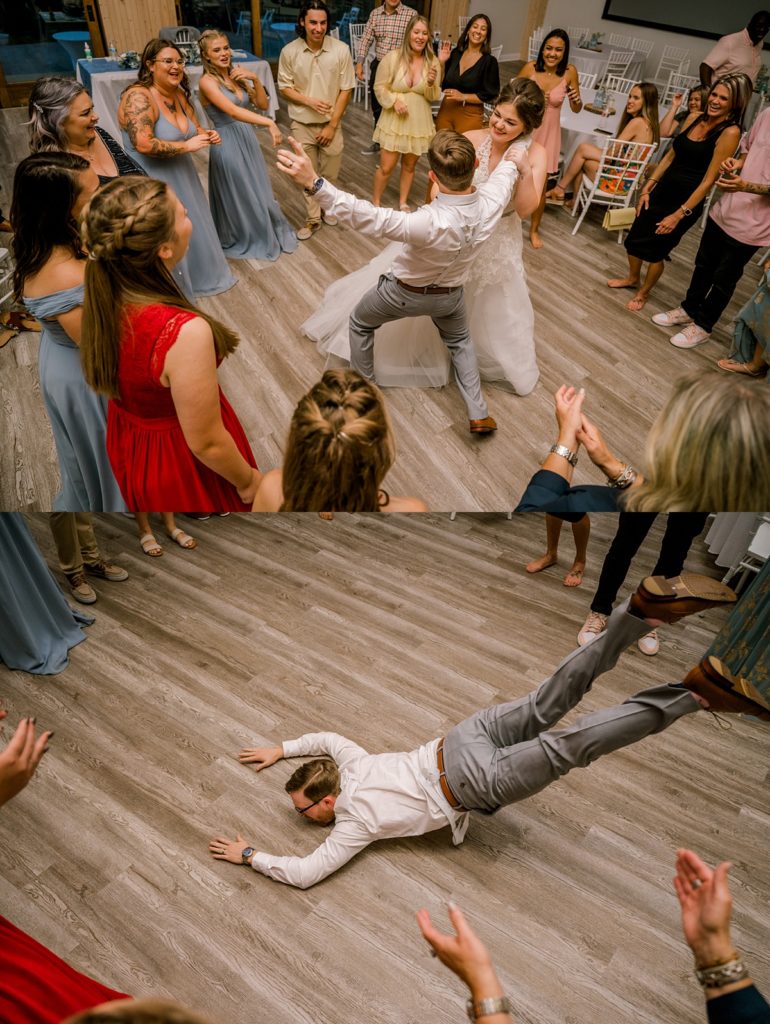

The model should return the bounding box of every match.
[277,130,525,434]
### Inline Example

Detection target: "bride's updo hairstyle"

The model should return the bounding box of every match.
[281,369,395,512]
[80,174,238,399]
[495,79,545,134]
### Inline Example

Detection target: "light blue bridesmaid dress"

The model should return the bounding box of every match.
[121,110,236,297]
[0,513,93,674]
[205,85,297,260]
[22,285,127,512]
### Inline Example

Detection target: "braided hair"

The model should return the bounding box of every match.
[281,370,395,512]
[11,151,89,300]
[80,175,238,398]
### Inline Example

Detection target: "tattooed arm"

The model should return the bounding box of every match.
[118,87,211,157]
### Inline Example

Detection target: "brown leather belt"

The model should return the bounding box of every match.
[437,738,465,810]
[396,279,458,295]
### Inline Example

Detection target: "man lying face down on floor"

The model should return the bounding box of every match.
[209,574,768,888]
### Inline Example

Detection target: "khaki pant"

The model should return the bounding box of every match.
[49,512,100,574]
[434,98,485,134]
[291,120,344,223]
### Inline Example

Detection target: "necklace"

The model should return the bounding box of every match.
[69,138,96,162]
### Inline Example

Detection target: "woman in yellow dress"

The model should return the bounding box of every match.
[371,15,448,211]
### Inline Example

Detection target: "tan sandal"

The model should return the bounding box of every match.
[717,358,767,377]
[0,326,17,349]
[167,527,197,549]
[140,532,163,557]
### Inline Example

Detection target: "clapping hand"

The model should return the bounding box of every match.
[0,713,53,808]
[426,63,438,85]
[554,384,585,443]
[394,98,409,116]
[674,849,736,966]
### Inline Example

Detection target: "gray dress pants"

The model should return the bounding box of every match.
[442,599,699,813]
[348,273,488,421]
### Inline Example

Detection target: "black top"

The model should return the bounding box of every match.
[514,469,619,520]
[95,126,147,185]
[441,49,500,103]
[707,986,770,1024]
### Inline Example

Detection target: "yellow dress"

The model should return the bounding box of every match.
[373,49,441,155]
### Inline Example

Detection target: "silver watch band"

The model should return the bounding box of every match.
[466,996,512,1020]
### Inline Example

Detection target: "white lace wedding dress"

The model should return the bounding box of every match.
[301,134,540,395]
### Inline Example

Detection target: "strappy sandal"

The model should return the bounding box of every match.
[1,310,41,333]
[717,358,768,377]
[167,527,197,549]
[140,532,164,557]
[0,325,17,349]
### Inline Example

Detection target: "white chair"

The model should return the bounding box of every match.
[577,70,597,90]
[458,15,469,36]
[722,519,770,592]
[570,139,656,236]
[653,45,691,85]
[605,74,635,95]
[174,26,200,43]
[662,71,699,107]
[329,26,340,39]
[607,31,633,48]
[527,25,550,61]
[491,44,502,60]
[348,23,370,107]
[630,37,654,59]
[604,50,634,81]
[0,248,13,311]
[567,26,590,46]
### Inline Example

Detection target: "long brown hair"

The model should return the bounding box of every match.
[617,81,660,146]
[80,175,238,398]
[281,369,395,512]
[126,38,192,102]
[11,151,89,299]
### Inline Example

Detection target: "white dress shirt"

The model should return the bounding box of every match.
[250,732,469,889]
[314,162,519,287]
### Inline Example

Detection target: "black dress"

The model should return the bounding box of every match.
[624,115,734,263]
[441,48,500,103]
[95,126,146,185]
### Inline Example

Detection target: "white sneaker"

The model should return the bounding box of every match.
[670,324,711,348]
[577,611,608,646]
[652,306,692,327]
[322,213,338,226]
[637,630,659,656]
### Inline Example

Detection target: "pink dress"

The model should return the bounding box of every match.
[532,77,567,174]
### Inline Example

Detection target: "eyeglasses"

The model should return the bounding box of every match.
[154,57,186,67]
[295,796,324,815]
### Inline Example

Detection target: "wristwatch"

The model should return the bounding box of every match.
[680,204,693,217]
[241,846,255,864]
[304,176,325,196]
[549,443,578,467]
[466,996,512,1021]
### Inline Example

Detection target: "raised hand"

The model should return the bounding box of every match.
[438,40,452,63]
[0,715,53,808]
[417,904,496,987]
[238,745,283,770]
[674,849,735,965]
[276,135,317,189]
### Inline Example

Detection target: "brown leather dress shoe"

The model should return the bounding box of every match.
[469,415,497,435]
[683,656,770,721]
[629,574,736,623]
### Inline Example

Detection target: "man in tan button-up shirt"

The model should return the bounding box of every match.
[277,0,355,238]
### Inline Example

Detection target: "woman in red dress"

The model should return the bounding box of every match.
[80,176,261,512]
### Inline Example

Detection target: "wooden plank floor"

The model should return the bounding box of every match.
[2,512,768,1024]
[0,62,763,511]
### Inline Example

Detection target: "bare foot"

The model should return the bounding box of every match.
[563,563,585,587]
[626,292,648,312]
[318,512,334,521]
[607,277,640,289]
[530,231,544,249]
[526,553,558,574]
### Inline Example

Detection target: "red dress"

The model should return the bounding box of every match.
[107,304,258,512]
[0,914,129,1022]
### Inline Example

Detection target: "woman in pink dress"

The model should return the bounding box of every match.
[518,28,583,248]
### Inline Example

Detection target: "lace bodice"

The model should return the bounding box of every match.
[470,134,531,289]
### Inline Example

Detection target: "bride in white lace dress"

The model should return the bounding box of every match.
[302,79,547,394]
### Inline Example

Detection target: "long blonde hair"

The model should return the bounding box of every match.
[199,30,237,93]
[396,15,437,78]
[624,370,770,511]
[281,369,395,512]
[80,175,238,399]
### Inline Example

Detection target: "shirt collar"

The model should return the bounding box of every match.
[434,189,478,206]
[302,35,332,54]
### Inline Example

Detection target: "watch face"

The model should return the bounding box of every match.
[241,847,254,862]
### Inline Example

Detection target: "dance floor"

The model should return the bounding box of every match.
[2,512,769,1023]
[0,62,762,512]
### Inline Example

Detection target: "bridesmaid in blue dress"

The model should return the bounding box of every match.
[0,513,93,674]
[199,31,298,260]
[11,153,126,512]
[117,39,236,298]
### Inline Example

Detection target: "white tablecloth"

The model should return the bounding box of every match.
[76,57,279,142]
[571,47,645,85]
[561,87,625,166]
